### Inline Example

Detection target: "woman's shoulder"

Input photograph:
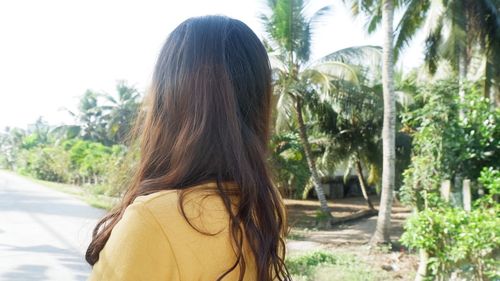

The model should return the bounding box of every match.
[132,180,237,207]
[133,189,179,206]
[129,181,238,228]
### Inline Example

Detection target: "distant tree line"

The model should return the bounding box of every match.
[0,81,140,196]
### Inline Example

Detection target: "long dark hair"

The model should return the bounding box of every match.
[85,15,290,281]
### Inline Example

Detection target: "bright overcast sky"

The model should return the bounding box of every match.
[0,0,424,130]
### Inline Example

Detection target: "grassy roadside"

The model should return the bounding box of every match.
[2,170,118,210]
[286,250,393,281]
[3,169,413,280]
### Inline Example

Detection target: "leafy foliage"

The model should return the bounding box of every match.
[262,0,382,213]
[0,81,141,196]
[400,79,499,208]
[400,78,500,280]
[59,81,141,146]
[401,167,500,280]
[17,145,71,182]
[269,132,311,198]
[286,251,342,279]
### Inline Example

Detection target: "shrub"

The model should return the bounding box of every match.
[101,144,137,197]
[16,145,71,182]
[286,251,343,278]
[401,167,500,280]
[269,133,311,198]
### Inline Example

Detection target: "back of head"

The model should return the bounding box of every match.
[86,15,290,281]
[140,15,273,189]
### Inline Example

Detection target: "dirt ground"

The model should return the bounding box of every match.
[285,196,418,280]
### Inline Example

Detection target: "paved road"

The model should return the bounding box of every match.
[0,171,106,281]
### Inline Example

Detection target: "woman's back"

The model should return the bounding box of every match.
[86,15,290,281]
[88,181,257,280]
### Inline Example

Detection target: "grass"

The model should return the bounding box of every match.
[287,231,307,241]
[286,250,391,281]
[35,179,118,210]
[4,170,118,210]
[288,227,317,240]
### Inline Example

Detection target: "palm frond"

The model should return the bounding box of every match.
[440,21,467,73]
[299,68,332,94]
[275,91,295,132]
[365,1,382,34]
[261,0,333,66]
[308,61,361,86]
[474,0,500,75]
[394,0,432,61]
[309,46,382,83]
[312,45,382,65]
[308,5,332,26]
[424,18,443,74]
[51,125,81,140]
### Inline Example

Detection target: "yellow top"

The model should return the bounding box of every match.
[88,182,259,281]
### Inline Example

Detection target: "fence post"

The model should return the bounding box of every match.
[440,180,451,202]
[463,179,471,212]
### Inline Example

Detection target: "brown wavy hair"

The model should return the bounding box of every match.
[85,15,290,281]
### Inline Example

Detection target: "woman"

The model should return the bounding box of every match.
[86,15,290,281]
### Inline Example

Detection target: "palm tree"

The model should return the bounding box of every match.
[262,0,382,217]
[348,0,500,104]
[364,0,500,104]
[421,1,498,103]
[102,81,141,144]
[311,78,384,211]
[343,0,397,244]
[54,81,141,145]
[66,90,108,144]
[55,90,105,143]
[394,0,500,106]
[373,0,397,246]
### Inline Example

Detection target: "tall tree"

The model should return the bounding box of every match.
[262,0,381,217]
[343,0,397,244]
[374,0,396,245]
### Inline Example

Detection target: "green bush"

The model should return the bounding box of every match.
[16,145,71,182]
[286,251,343,278]
[100,143,137,197]
[11,137,127,188]
[399,79,500,280]
[401,167,500,280]
[270,133,311,198]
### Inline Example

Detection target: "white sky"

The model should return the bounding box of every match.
[0,0,424,130]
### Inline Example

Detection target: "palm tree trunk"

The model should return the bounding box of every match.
[371,0,395,246]
[355,160,375,210]
[295,97,332,216]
